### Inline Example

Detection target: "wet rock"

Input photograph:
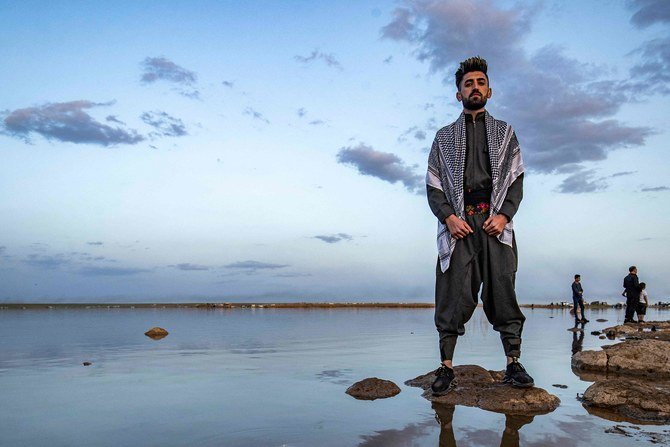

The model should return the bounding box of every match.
[582,379,670,423]
[567,327,583,332]
[144,327,169,339]
[572,339,670,378]
[82,362,92,366]
[346,378,400,400]
[596,318,608,322]
[603,322,670,341]
[599,335,606,339]
[591,331,602,335]
[405,365,560,415]
[552,384,568,389]
[604,425,631,436]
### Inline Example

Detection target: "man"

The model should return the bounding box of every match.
[571,274,588,323]
[426,56,533,395]
[623,266,641,323]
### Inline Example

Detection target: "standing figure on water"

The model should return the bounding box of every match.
[426,56,534,395]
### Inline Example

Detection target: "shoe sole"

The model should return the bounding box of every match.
[503,378,534,388]
[431,379,458,396]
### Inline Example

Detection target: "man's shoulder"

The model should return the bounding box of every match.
[488,113,512,131]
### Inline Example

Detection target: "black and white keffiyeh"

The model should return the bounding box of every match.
[426,111,524,272]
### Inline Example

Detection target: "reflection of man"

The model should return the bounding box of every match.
[623,266,641,323]
[427,56,533,395]
[571,274,588,323]
[571,321,585,355]
[433,402,534,447]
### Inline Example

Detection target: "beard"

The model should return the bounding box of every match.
[462,94,488,110]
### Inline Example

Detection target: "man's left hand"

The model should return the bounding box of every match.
[482,214,508,236]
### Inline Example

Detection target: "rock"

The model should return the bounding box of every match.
[552,384,568,389]
[603,322,670,341]
[604,425,631,436]
[582,379,670,423]
[346,378,401,400]
[596,319,608,322]
[567,327,583,332]
[82,362,92,366]
[599,335,606,339]
[405,365,560,415]
[144,327,169,339]
[573,339,670,378]
[590,331,601,335]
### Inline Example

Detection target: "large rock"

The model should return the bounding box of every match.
[345,377,400,400]
[572,339,670,378]
[582,379,670,423]
[405,365,560,415]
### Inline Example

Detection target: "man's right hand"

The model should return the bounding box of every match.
[446,215,473,239]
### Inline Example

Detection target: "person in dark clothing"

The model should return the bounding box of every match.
[623,266,641,323]
[426,56,533,395]
[571,274,588,323]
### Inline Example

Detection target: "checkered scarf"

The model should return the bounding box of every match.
[426,111,524,272]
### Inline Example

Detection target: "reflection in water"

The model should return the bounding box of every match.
[433,403,534,447]
[571,321,585,355]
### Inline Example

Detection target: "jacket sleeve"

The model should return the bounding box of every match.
[499,173,523,221]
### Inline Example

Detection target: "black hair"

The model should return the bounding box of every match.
[574,274,580,280]
[640,282,646,289]
[455,56,489,88]
[629,266,637,273]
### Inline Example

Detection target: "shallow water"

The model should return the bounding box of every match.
[1,306,668,446]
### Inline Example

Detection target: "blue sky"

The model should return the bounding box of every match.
[1,0,669,303]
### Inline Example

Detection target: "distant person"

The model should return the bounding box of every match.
[637,282,648,323]
[571,274,588,323]
[426,56,533,395]
[623,266,641,323]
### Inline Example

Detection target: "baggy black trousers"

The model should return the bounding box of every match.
[434,213,525,361]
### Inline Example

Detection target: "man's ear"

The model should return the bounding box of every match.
[456,91,462,102]
[486,88,492,99]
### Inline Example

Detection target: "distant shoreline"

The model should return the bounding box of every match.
[0,302,668,310]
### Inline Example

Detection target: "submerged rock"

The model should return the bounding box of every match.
[582,379,670,423]
[405,365,560,415]
[572,339,670,378]
[144,327,169,339]
[346,377,400,400]
[552,384,568,389]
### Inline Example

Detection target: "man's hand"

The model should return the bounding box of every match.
[482,214,508,236]
[446,215,473,239]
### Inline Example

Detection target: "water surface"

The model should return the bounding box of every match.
[1,306,668,446]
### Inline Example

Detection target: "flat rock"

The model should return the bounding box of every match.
[572,339,670,378]
[596,318,608,322]
[603,321,670,341]
[144,327,169,339]
[346,377,400,400]
[582,379,670,423]
[405,365,560,415]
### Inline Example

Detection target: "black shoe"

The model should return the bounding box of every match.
[503,359,535,388]
[431,364,456,396]
[581,318,589,323]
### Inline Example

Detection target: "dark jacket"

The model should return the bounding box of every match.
[623,273,640,299]
[572,281,583,299]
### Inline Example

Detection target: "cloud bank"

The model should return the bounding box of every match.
[2,101,144,146]
[337,143,422,193]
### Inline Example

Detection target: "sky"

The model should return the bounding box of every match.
[1,0,669,303]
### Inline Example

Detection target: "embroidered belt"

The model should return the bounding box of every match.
[464,187,492,216]
[465,201,490,216]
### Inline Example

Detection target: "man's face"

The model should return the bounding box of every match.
[457,71,491,110]
[576,277,580,282]
[632,268,638,275]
